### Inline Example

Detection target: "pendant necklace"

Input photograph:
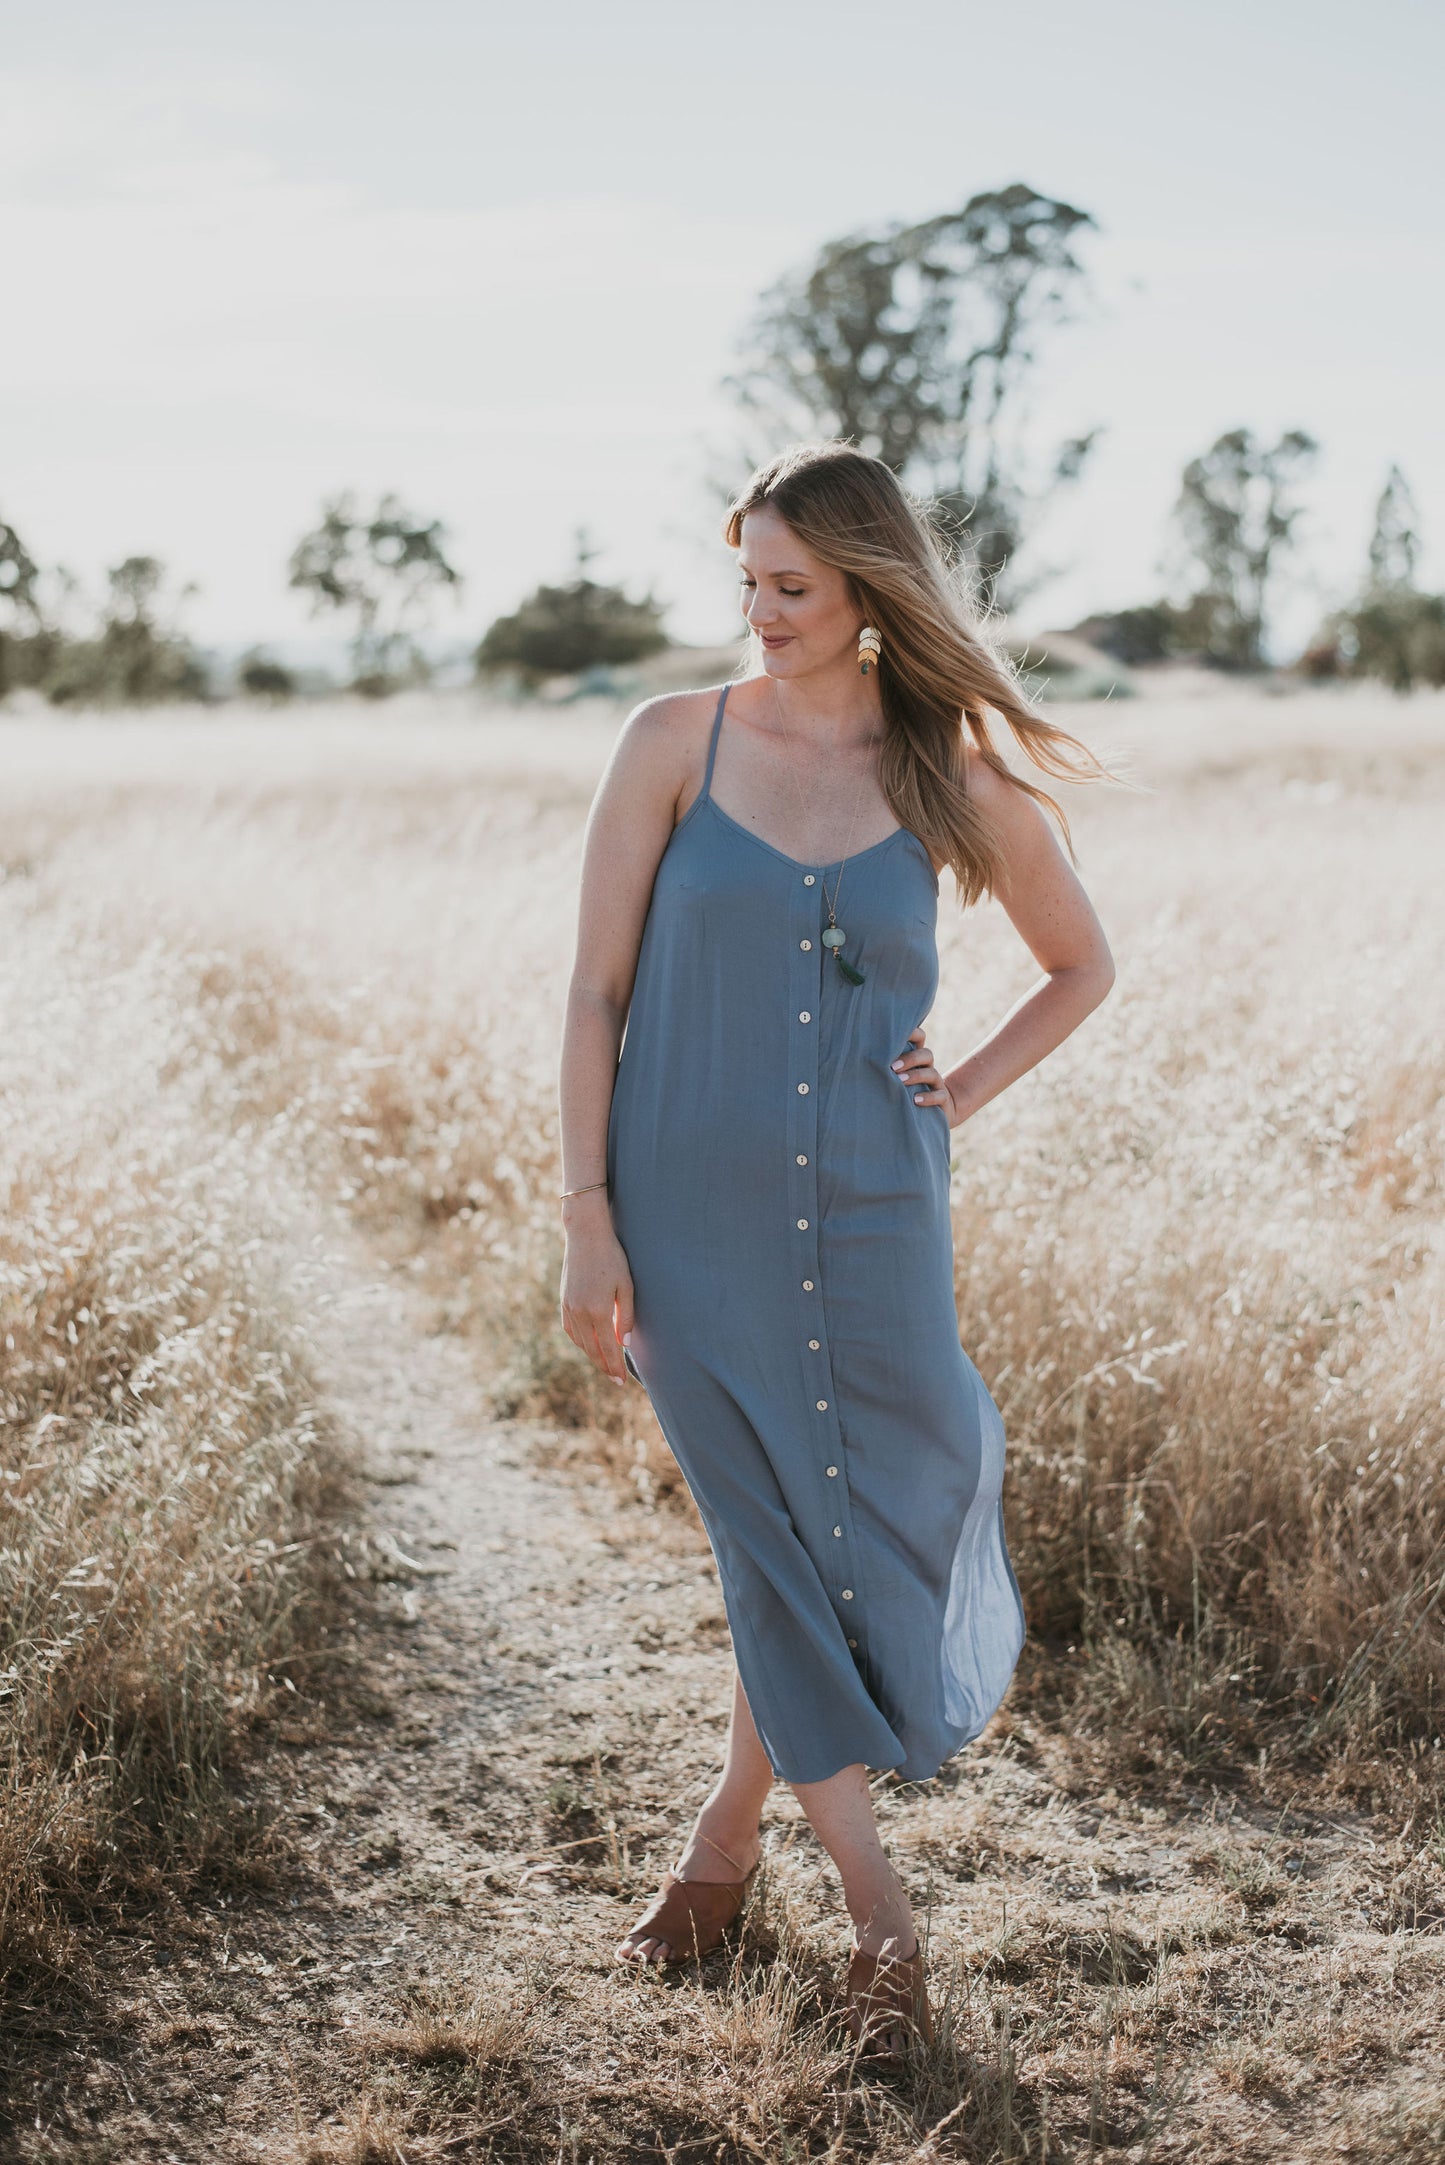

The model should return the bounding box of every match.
[773,700,880,987]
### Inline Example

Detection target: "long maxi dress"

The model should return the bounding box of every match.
[606,681,1026,1785]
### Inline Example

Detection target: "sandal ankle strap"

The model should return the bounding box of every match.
[674,1831,752,1882]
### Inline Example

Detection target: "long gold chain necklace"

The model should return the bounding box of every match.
[772,699,880,987]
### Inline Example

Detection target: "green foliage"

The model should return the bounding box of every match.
[3,554,210,707]
[237,649,298,702]
[52,557,210,705]
[1307,467,1445,692]
[1170,427,1318,668]
[1368,463,1421,593]
[1071,604,1181,666]
[1308,469,1445,688]
[1070,594,1252,669]
[289,492,462,688]
[0,514,39,623]
[475,533,668,684]
[0,509,45,698]
[1336,590,1445,692]
[724,183,1098,604]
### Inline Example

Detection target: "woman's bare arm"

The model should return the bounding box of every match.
[557,693,703,1381]
[894,751,1116,1121]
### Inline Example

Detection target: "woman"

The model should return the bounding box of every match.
[557,441,1114,2056]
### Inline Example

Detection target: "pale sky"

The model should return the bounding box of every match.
[4,0,1442,662]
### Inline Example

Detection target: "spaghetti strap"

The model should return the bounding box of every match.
[698,681,730,805]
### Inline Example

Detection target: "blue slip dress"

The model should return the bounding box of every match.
[606,681,1026,1784]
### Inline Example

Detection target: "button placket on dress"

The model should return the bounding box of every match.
[791,868,865,1657]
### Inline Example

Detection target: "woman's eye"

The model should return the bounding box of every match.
[781,588,804,597]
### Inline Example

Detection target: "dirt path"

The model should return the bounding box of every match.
[30,1233,740,2158]
[22,1237,1445,2163]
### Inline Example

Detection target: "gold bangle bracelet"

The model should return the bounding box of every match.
[559,1179,609,1199]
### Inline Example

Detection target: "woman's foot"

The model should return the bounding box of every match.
[615,1825,762,1966]
[844,1930,933,2060]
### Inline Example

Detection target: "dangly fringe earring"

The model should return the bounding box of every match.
[858,624,882,675]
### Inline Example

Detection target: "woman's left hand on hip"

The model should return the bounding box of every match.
[891,1027,957,1121]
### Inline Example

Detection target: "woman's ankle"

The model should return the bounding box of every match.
[851,1922,919,1960]
[845,1873,915,1956]
[680,1805,761,1878]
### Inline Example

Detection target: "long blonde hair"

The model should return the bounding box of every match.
[723,440,1110,904]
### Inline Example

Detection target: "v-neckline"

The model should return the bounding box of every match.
[703,794,910,873]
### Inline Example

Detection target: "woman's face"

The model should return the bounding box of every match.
[737,506,860,678]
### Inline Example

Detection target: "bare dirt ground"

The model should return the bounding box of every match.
[13,1224,1438,2165]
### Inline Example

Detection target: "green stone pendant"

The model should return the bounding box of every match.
[820,924,864,984]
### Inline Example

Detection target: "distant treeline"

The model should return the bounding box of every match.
[2,182,1442,705]
[0,506,670,708]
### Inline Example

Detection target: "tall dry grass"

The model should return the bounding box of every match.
[0,878,347,2026]
[5,692,1444,1789]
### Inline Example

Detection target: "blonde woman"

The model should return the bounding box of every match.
[558,442,1114,2056]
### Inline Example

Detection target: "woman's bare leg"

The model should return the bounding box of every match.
[790,1762,919,2055]
[789,1761,915,1957]
[617,1667,774,1963]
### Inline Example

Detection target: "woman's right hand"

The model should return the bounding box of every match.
[560,1199,636,1386]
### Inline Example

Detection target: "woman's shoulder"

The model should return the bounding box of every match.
[961,737,1047,827]
[611,684,737,811]
[623,681,732,734]
[618,681,739,770]
[959,736,1006,802]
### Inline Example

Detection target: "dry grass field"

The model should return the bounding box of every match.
[1,677,1443,2161]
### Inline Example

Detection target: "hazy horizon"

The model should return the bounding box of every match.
[4,0,1442,662]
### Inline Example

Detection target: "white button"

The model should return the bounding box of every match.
[816,1399,828,1411]
[796,1218,809,1231]
[826,1464,838,1477]
[803,873,815,885]
[797,1082,809,1095]
[833,1526,843,1538]
[799,1010,811,1023]
[802,1279,814,1291]
[799,939,812,951]
[808,1338,820,1350]
[847,1636,858,1648]
[841,1588,854,1600]
[796,1154,808,1166]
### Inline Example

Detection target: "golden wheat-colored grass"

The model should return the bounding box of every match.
[0,878,348,2026]
[6,687,1443,1786]
[3,685,1445,2163]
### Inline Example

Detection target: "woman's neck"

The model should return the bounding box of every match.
[761,667,884,752]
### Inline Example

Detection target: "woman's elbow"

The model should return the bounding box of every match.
[566,974,630,1029]
[1062,940,1114,1017]
[1089,943,1116,1010]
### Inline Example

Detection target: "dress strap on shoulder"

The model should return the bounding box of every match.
[698,681,731,804]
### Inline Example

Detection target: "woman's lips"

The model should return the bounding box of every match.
[760,634,793,648]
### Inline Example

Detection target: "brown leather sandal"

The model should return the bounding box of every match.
[844,1934,935,2058]
[614,1833,759,1967]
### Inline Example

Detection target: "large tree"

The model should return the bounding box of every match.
[289,493,462,686]
[1365,464,1421,595]
[1313,465,1445,692]
[1170,427,1318,668]
[0,513,39,624]
[475,530,668,685]
[35,555,209,706]
[0,511,43,698]
[724,184,1098,603]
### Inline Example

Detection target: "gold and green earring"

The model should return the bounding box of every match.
[858,624,882,675]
